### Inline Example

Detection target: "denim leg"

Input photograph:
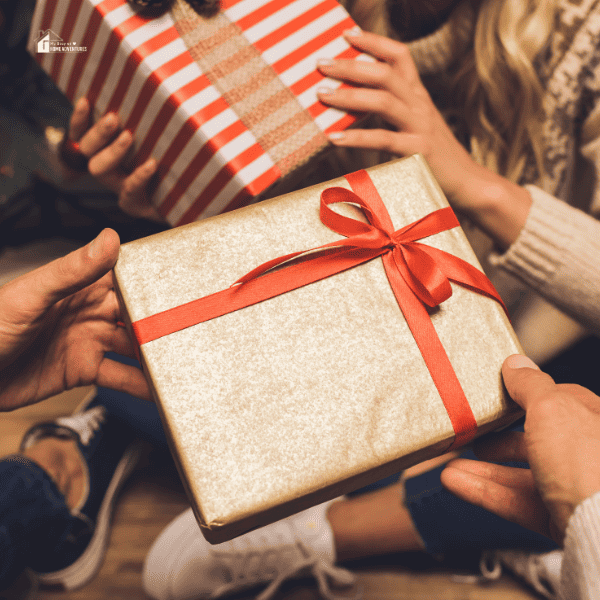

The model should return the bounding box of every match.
[97,354,169,454]
[404,446,559,555]
[0,456,76,588]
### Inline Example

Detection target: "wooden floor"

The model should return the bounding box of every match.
[0,242,543,600]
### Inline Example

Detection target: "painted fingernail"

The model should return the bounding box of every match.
[317,86,335,96]
[317,58,335,68]
[343,26,362,37]
[75,97,87,112]
[505,355,540,370]
[328,132,345,142]
[118,130,132,145]
[103,113,119,128]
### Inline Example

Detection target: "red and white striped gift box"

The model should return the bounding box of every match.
[28,0,372,226]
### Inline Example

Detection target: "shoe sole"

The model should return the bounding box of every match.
[34,405,144,590]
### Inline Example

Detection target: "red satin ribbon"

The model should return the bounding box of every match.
[132,169,507,449]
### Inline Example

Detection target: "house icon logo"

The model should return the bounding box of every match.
[35,30,63,53]
[34,30,87,53]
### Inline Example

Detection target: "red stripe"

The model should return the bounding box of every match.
[105,26,179,115]
[86,12,157,109]
[35,0,60,68]
[272,17,355,74]
[253,0,338,53]
[220,167,280,214]
[124,51,194,133]
[159,120,246,216]
[177,143,267,224]
[49,0,84,81]
[236,0,298,31]
[65,8,103,100]
[219,0,245,9]
[324,112,357,134]
[154,97,230,207]
[289,47,360,96]
[64,0,125,101]
[135,74,212,164]
[307,82,353,118]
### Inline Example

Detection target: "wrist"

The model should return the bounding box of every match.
[451,163,532,250]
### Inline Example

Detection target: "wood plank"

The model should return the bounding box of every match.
[30,448,540,600]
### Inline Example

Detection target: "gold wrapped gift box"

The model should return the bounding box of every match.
[113,155,523,543]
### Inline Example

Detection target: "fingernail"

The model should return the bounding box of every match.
[103,113,119,128]
[328,132,345,141]
[75,97,87,111]
[317,86,335,96]
[505,355,540,370]
[317,58,335,68]
[118,130,132,145]
[343,27,362,37]
[88,230,103,258]
[144,158,157,173]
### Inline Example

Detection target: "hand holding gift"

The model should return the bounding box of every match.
[317,30,532,249]
[442,355,600,544]
[0,229,151,411]
[62,98,163,223]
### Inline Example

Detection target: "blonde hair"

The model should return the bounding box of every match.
[462,0,558,181]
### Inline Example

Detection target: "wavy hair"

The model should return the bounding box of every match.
[461,0,558,181]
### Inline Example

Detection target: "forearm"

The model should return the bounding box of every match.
[452,161,533,250]
[489,186,600,334]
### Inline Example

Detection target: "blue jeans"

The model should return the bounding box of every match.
[0,457,83,588]
[405,445,558,554]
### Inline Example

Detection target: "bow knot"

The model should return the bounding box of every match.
[320,184,459,310]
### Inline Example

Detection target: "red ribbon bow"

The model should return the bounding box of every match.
[132,170,506,449]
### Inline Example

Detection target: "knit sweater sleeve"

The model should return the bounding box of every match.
[489,186,600,334]
[560,492,600,600]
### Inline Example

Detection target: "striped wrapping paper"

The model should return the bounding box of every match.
[28,0,373,226]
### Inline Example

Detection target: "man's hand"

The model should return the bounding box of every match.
[0,229,150,410]
[441,355,600,544]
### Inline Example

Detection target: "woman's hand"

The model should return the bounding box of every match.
[65,98,163,222]
[317,31,477,204]
[0,229,151,410]
[441,355,600,544]
[317,31,532,248]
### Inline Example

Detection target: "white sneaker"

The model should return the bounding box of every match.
[478,549,562,599]
[143,501,357,600]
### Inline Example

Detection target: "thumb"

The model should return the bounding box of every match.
[26,229,120,309]
[502,354,557,411]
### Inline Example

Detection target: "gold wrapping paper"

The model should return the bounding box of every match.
[113,155,523,543]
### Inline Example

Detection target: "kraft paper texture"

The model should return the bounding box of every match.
[114,155,523,542]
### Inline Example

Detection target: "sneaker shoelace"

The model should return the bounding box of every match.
[212,540,358,600]
[56,406,106,446]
